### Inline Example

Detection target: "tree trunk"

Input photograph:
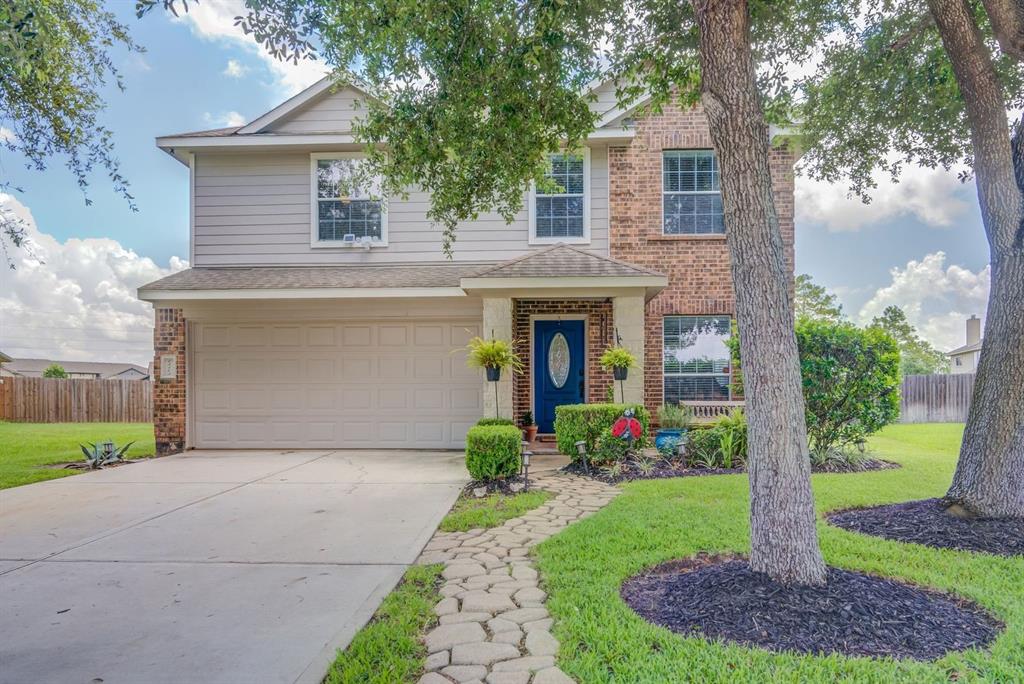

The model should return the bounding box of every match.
[981,0,1024,61]
[692,0,827,584]
[928,0,1024,518]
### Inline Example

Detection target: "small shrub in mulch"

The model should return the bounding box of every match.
[621,554,1001,661]
[828,498,1024,556]
[463,475,529,497]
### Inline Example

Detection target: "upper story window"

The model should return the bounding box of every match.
[311,153,387,247]
[663,150,724,235]
[663,315,733,403]
[530,150,590,244]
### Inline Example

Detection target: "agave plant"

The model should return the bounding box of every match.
[80,441,134,469]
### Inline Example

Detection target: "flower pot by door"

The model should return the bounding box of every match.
[485,366,502,382]
[524,425,538,442]
[613,367,629,381]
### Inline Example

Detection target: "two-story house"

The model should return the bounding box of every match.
[139,77,796,454]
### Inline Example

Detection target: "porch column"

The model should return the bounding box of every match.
[613,295,646,406]
[481,297,515,420]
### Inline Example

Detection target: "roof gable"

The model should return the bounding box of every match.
[238,77,373,135]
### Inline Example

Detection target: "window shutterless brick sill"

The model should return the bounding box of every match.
[646,234,727,242]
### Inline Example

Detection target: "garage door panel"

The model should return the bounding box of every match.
[193,319,482,449]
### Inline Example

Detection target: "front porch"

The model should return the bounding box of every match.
[460,245,666,429]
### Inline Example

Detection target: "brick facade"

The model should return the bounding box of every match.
[511,299,615,424]
[608,102,797,417]
[153,308,187,455]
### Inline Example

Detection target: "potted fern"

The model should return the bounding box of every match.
[600,345,638,402]
[465,336,524,417]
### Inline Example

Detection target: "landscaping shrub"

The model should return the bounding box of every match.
[797,319,900,456]
[591,430,632,465]
[554,403,650,459]
[727,318,901,458]
[476,417,515,427]
[684,410,747,469]
[465,425,522,481]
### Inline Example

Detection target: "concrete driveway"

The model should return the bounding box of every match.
[0,449,467,684]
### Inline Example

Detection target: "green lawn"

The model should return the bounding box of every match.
[324,564,443,684]
[536,423,1024,682]
[439,489,553,532]
[0,422,156,489]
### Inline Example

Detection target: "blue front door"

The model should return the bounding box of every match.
[534,320,585,433]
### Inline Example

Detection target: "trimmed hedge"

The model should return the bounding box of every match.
[476,417,516,427]
[465,425,522,481]
[554,403,650,460]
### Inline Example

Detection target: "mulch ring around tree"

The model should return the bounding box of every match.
[621,554,1001,661]
[828,498,1024,556]
[562,457,898,484]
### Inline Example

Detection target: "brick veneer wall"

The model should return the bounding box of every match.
[609,102,797,417]
[512,299,615,426]
[153,307,187,455]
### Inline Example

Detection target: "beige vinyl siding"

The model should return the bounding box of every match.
[265,88,366,134]
[192,148,610,266]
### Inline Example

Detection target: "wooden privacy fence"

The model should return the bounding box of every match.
[900,373,975,423]
[0,377,153,423]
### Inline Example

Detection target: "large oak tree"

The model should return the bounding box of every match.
[801,0,1024,518]
[211,0,854,584]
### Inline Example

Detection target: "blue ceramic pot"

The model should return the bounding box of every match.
[655,428,685,452]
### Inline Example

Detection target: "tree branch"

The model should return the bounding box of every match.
[981,0,1024,62]
[888,13,935,52]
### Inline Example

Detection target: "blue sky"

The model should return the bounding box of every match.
[0,0,993,364]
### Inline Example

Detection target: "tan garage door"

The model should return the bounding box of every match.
[191,320,482,449]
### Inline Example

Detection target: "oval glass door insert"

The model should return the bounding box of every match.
[548,332,570,388]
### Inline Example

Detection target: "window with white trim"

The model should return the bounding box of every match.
[663,150,724,235]
[312,155,386,244]
[531,152,588,242]
[663,315,733,402]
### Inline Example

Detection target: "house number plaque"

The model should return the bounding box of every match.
[160,354,177,382]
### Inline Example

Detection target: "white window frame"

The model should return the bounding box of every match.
[661,149,724,236]
[310,152,388,248]
[662,315,734,403]
[528,148,591,245]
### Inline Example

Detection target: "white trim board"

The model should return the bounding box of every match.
[138,287,467,302]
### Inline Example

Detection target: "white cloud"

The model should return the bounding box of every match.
[857,252,990,351]
[0,195,187,366]
[795,165,975,233]
[0,127,16,144]
[202,110,248,127]
[223,58,248,78]
[174,0,327,96]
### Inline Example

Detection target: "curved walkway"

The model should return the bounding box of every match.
[416,473,619,684]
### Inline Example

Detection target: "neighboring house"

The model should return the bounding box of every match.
[139,77,797,454]
[0,351,11,378]
[948,315,983,374]
[0,358,150,380]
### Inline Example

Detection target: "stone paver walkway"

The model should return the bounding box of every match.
[415,473,619,684]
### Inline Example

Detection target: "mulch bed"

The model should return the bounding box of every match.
[621,554,1001,661]
[828,498,1024,556]
[562,460,742,483]
[562,457,898,484]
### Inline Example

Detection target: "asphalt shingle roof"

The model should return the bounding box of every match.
[139,245,663,293]
[139,264,487,291]
[469,243,664,279]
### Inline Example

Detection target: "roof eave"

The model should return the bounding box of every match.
[138,286,467,302]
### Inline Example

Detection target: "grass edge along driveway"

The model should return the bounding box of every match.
[535,423,1024,683]
[0,422,156,490]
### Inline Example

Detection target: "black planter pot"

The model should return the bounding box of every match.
[485,366,502,382]
[613,366,629,381]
